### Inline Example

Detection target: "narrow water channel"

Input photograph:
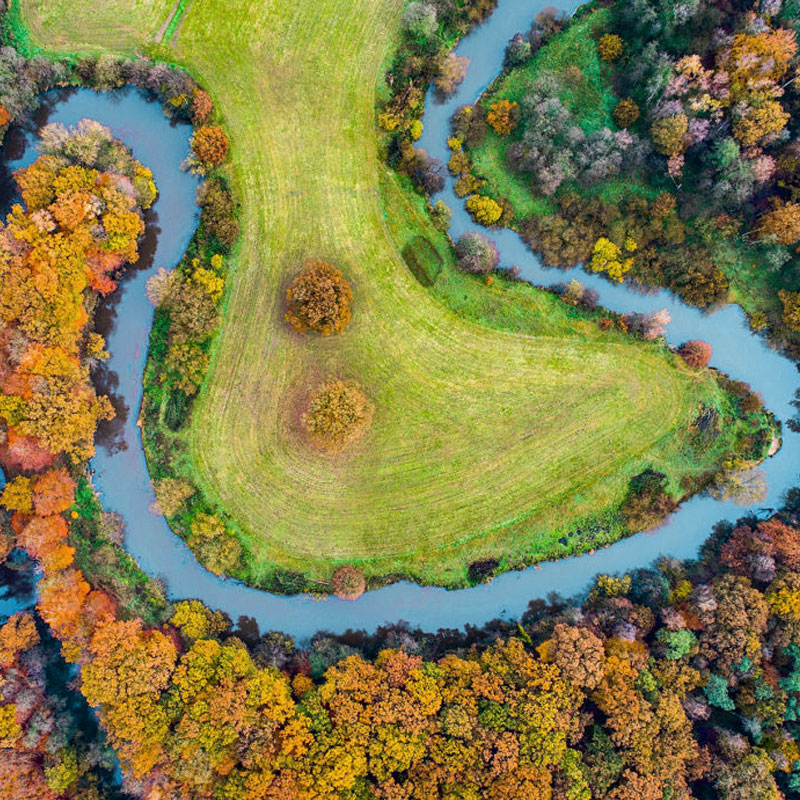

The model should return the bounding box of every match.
[1,0,798,638]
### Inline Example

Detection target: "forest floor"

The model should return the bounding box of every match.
[18,0,769,587]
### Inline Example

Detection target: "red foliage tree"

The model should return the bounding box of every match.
[677,340,712,368]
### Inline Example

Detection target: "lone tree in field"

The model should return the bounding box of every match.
[304,380,374,451]
[454,232,499,274]
[678,340,712,368]
[285,260,353,335]
[331,565,366,600]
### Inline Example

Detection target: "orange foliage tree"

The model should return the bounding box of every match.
[487,99,519,135]
[285,260,353,335]
[191,125,230,166]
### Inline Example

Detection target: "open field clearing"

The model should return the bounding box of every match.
[17,0,176,51]
[19,0,757,585]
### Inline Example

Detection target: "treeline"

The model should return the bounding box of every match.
[378,0,497,199]
[454,0,800,353]
[0,119,151,469]
[0,44,218,145]
[0,121,163,798]
[6,447,800,798]
[139,137,246,583]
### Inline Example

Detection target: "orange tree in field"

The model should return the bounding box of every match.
[285,260,353,335]
[303,379,374,451]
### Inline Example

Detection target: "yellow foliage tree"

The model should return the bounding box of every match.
[465,194,503,226]
[779,289,800,331]
[598,34,624,61]
[589,237,635,282]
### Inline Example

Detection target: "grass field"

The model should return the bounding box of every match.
[19,0,769,586]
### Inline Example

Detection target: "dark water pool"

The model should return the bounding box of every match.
[1,2,798,638]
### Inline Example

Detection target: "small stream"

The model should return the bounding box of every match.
[1,0,798,639]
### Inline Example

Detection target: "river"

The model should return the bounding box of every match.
[0,0,798,639]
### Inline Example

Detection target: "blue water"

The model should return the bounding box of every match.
[0,1,798,639]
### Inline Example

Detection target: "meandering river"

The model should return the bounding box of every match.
[1,0,798,639]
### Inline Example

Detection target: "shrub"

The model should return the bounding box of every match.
[165,342,210,395]
[597,33,624,61]
[285,261,353,335]
[779,289,800,331]
[455,232,499,274]
[487,100,519,135]
[164,388,190,430]
[678,340,712,368]
[190,125,229,166]
[623,309,671,340]
[153,478,195,518]
[410,149,445,194]
[465,194,503,226]
[191,89,213,124]
[402,236,443,286]
[430,199,452,231]
[331,566,366,600]
[448,151,471,176]
[402,2,438,40]
[198,179,240,250]
[467,558,499,584]
[621,470,676,531]
[612,98,639,128]
[304,380,374,451]
[454,173,485,197]
[451,104,487,148]
[505,33,532,66]
[188,513,242,576]
[529,8,567,49]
